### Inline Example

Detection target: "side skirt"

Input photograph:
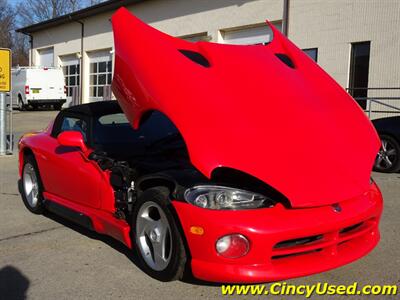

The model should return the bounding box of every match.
[42,192,132,249]
[43,200,94,231]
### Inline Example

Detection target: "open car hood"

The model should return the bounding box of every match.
[111,8,380,208]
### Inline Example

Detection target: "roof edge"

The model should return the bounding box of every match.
[16,0,144,34]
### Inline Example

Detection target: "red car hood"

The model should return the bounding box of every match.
[111,8,380,208]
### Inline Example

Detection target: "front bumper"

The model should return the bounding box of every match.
[172,183,383,283]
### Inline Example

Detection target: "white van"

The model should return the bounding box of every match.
[12,67,67,110]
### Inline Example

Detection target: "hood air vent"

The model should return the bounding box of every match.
[275,53,295,68]
[179,49,210,68]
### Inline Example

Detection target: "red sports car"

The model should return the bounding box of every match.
[18,8,383,283]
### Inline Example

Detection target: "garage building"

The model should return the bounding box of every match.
[16,0,400,114]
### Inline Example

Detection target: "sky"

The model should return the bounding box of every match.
[8,0,25,5]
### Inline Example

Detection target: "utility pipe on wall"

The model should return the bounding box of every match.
[28,34,33,66]
[282,0,290,36]
[76,20,84,105]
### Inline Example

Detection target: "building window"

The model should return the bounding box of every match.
[63,63,80,98]
[302,48,318,62]
[349,41,371,109]
[89,59,112,101]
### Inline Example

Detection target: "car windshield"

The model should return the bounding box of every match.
[93,111,182,151]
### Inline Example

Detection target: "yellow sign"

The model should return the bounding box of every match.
[0,48,11,92]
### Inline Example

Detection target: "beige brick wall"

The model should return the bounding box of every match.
[29,0,400,104]
[288,0,400,89]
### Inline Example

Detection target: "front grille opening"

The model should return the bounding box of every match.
[340,222,363,235]
[179,49,210,68]
[272,248,322,260]
[274,234,323,249]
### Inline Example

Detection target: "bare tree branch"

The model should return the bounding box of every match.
[0,0,15,49]
[5,0,107,66]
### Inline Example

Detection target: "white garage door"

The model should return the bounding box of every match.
[222,22,282,45]
[38,47,54,67]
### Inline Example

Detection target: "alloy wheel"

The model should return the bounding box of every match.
[18,99,24,111]
[136,201,172,271]
[23,163,39,208]
[375,138,398,171]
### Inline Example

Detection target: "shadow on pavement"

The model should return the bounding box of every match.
[42,210,141,267]
[0,265,30,300]
[42,210,221,286]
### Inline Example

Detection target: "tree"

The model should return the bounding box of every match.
[0,0,14,49]
[90,0,103,5]
[17,0,75,27]
[17,0,106,27]
[12,33,29,66]
[12,0,83,66]
[9,0,106,66]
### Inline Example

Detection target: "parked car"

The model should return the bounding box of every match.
[372,116,400,173]
[18,8,383,283]
[12,66,66,110]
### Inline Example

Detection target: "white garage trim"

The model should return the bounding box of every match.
[178,32,211,42]
[220,22,282,45]
[60,54,80,66]
[88,49,113,63]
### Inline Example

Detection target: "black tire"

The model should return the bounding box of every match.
[20,155,44,214]
[54,103,62,111]
[131,187,186,281]
[374,134,400,173]
[18,96,25,111]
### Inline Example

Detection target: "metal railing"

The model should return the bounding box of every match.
[346,87,400,119]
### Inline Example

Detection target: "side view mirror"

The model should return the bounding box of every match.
[57,131,87,152]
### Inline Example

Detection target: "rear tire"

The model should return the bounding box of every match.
[18,96,25,111]
[374,135,400,173]
[21,155,44,214]
[132,187,186,281]
[54,103,62,111]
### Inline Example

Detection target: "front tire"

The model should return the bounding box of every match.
[374,135,400,173]
[21,155,44,214]
[18,97,25,111]
[132,187,186,281]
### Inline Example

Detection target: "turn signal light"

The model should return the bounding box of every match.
[190,226,204,235]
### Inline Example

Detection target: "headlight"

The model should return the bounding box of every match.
[184,185,272,210]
